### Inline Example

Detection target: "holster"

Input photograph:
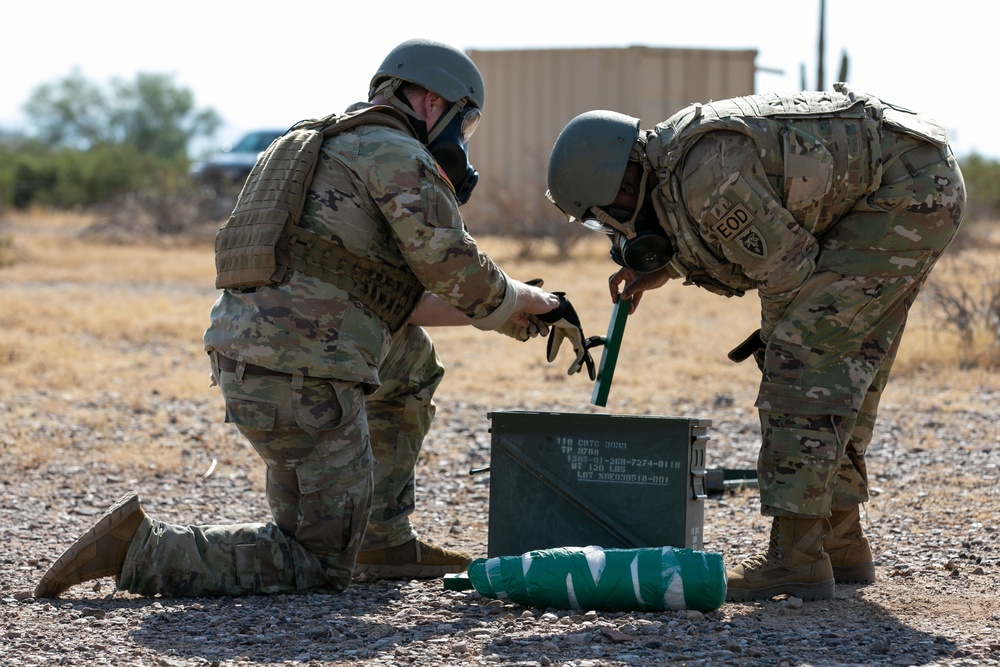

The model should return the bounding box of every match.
[728,329,764,370]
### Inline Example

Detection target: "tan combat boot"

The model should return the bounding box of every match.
[355,538,472,579]
[825,505,876,584]
[34,492,146,598]
[726,516,835,602]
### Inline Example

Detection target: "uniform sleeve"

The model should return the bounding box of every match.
[361,132,511,323]
[679,132,819,340]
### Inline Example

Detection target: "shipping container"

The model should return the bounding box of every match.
[463,46,757,231]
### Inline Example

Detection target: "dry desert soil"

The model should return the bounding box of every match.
[1,212,998,667]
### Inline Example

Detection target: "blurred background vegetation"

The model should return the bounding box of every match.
[1,70,999,371]
[2,70,1000,239]
[1,72,216,206]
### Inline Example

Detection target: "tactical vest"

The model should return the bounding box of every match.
[213,105,426,331]
[646,83,946,297]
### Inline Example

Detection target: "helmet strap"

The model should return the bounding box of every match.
[587,158,650,237]
[373,78,431,143]
[426,100,465,144]
[621,163,650,234]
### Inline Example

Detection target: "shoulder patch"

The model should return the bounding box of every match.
[713,203,753,241]
[737,227,767,258]
[435,162,456,192]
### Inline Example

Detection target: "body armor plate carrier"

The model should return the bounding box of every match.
[213,106,425,332]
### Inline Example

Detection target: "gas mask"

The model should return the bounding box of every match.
[425,102,481,205]
[581,168,674,273]
[377,78,482,205]
[607,216,674,272]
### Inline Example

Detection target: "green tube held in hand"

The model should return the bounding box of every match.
[591,297,631,407]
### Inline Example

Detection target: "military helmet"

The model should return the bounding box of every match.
[546,110,641,220]
[370,38,485,109]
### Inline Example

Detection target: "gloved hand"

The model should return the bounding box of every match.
[538,292,605,380]
[496,314,551,341]
[496,278,552,341]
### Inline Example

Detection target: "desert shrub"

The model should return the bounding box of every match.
[919,253,1000,369]
[958,153,1000,222]
[82,187,218,242]
[1,141,189,210]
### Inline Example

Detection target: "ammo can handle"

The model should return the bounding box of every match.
[591,297,631,407]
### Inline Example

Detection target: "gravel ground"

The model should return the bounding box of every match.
[2,383,998,667]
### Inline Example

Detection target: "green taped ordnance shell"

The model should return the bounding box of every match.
[468,545,727,612]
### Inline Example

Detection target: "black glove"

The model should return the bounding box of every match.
[727,328,765,371]
[538,292,605,380]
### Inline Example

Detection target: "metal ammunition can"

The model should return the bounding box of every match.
[486,411,710,557]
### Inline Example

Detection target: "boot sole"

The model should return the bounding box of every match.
[726,577,835,602]
[34,492,142,598]
[833,562,876,585]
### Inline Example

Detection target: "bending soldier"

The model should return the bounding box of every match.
[545,84,965,602]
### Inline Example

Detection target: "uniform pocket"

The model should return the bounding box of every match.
[225,398,278,431]
[756,378,855,418]
[293,380,375,496]
[296,432,375,497]
[767,426,842,460]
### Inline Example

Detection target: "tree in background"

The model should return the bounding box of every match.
[1,70,220,212]
[24,69,220,160]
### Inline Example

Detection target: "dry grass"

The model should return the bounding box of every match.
[432,235,764,411]
[1,209,997,446]
[7,212,216,285]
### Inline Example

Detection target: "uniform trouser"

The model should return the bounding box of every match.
[756,151,966,518]
[119,325,443,596]
[362,325,444,550]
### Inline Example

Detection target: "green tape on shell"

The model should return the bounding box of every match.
[467,545,726,612]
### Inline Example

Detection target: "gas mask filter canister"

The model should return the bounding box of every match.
[616,226,674,273]
[585,189,673,273]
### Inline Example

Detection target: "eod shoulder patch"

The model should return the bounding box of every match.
[714,203,767,259]
[713,203,752,241]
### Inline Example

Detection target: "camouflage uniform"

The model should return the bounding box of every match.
[120,106,517,596]
[644,85,965,518]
